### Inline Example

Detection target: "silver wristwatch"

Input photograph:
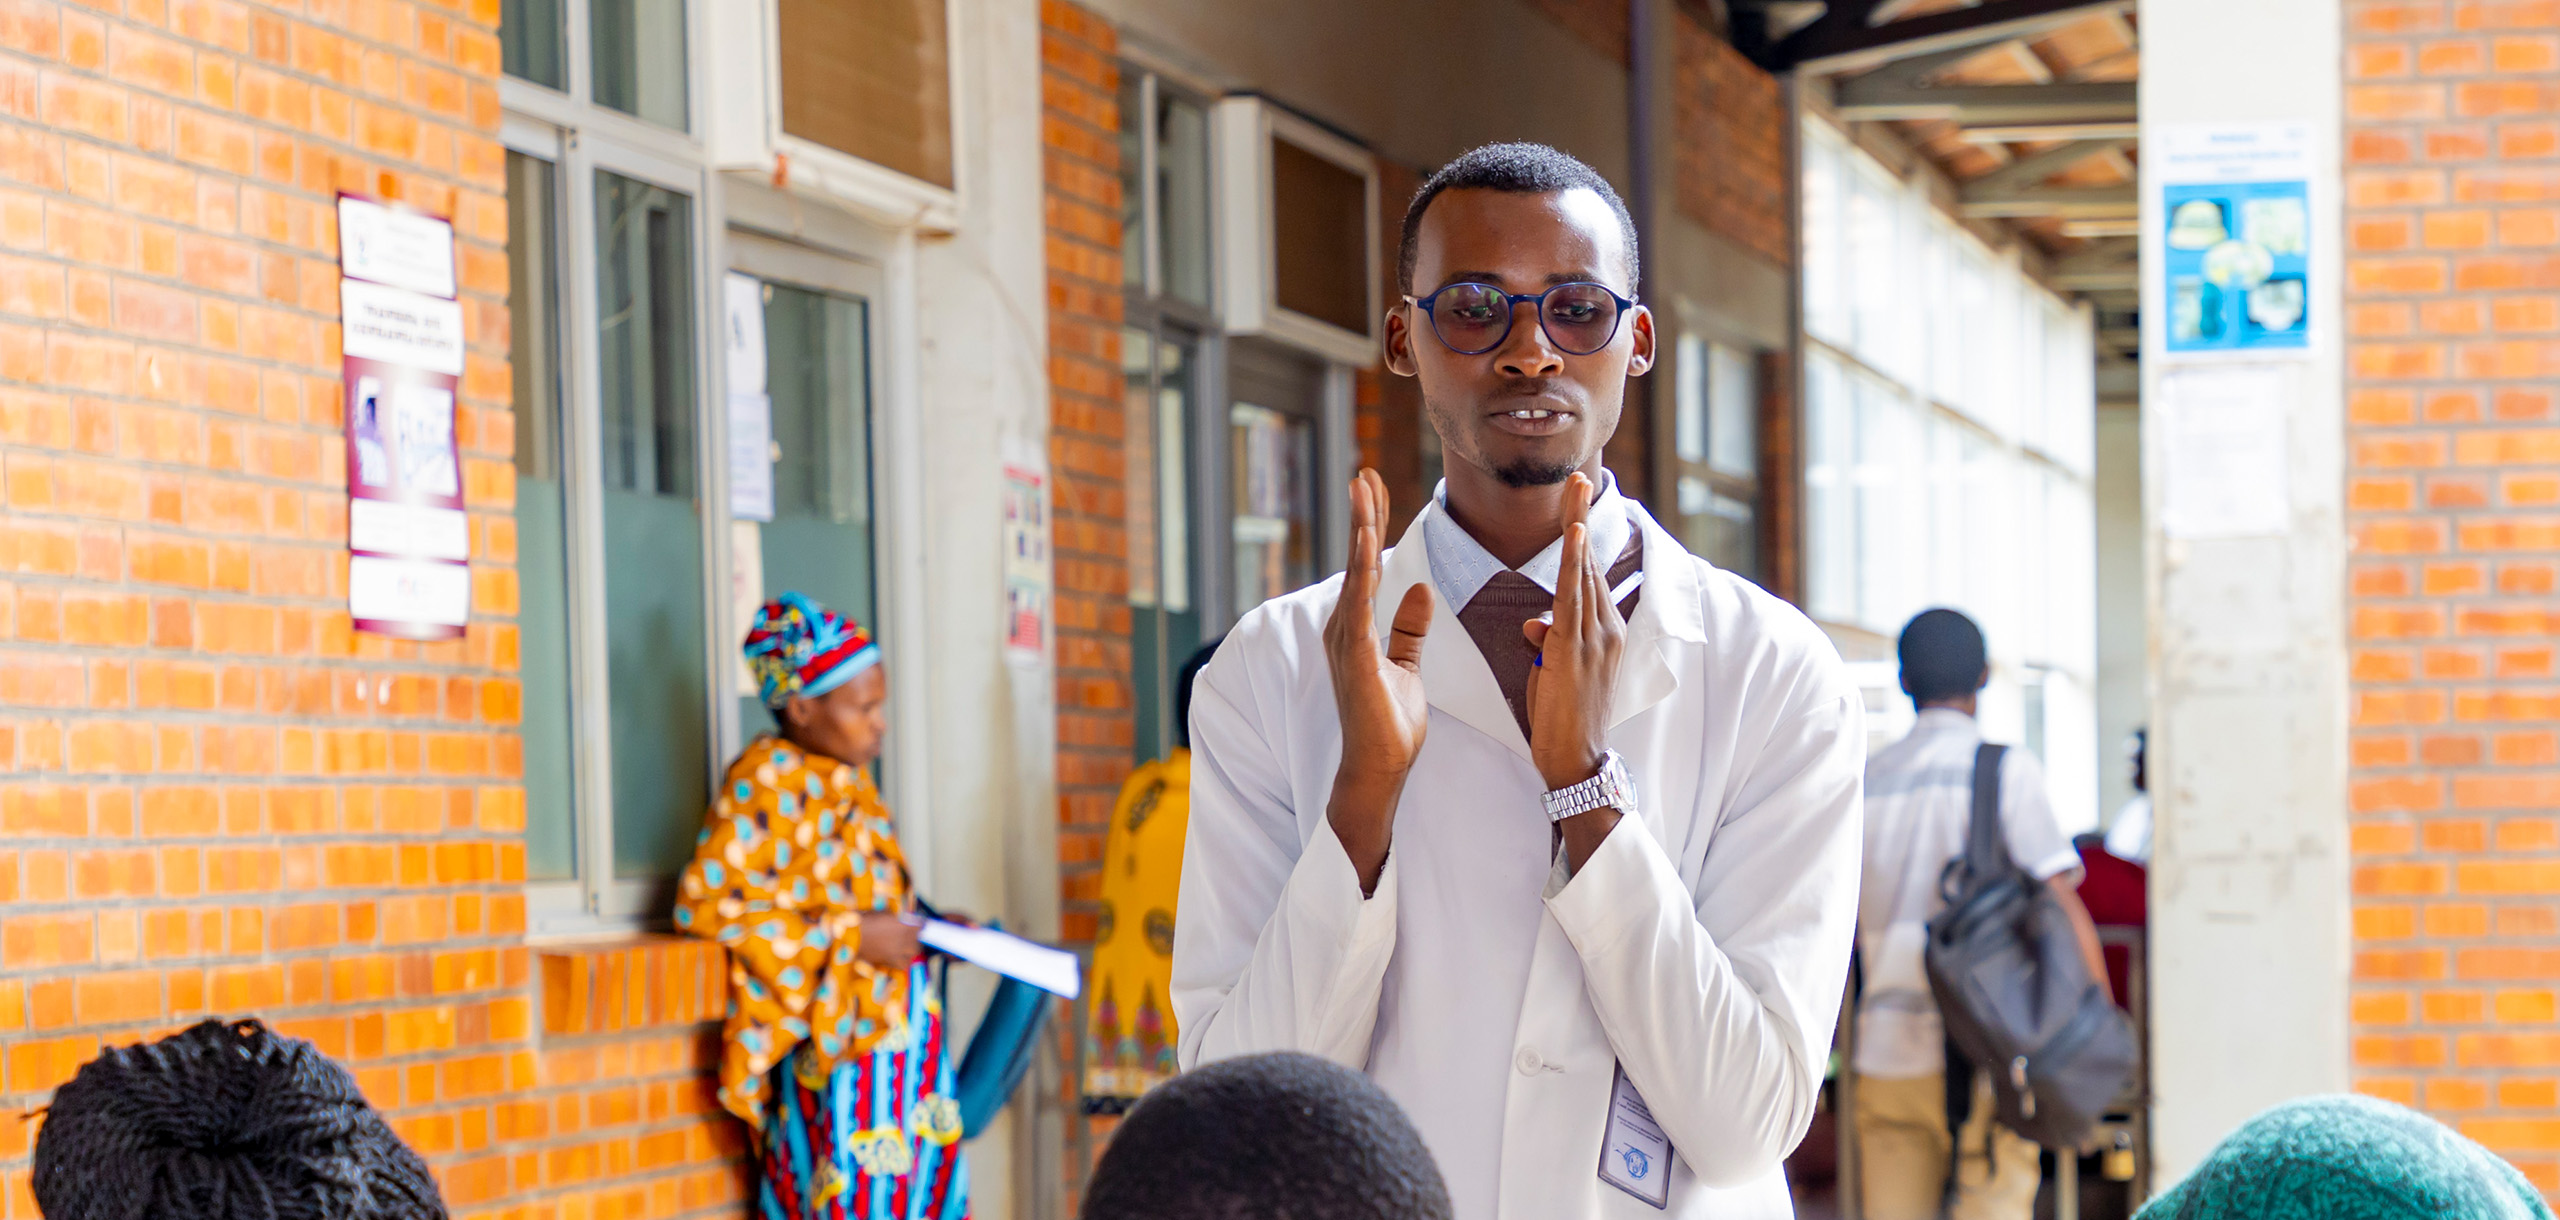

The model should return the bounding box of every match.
[1543,749,1636,823]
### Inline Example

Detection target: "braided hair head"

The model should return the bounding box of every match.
[33,1019,447,1220]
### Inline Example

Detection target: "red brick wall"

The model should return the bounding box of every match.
[2344,0,2560,1193]
[1675,17,1791,269]
[1040,0,1128,1198]
[1039,0,1128,957]
[0,1,744,1216]
[1527,0,1630,65]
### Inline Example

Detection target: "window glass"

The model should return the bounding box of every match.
[777,0,954,187]
[1231,402,1314,614]
[742,281,878,734]
[1127,328,1203,759]
[509,151,577,883]
[592,0,689,131]
[1707,342,1758,481]
[1800,129,1848,346]
[1675,333,1709,465]
[594,170,707,879]
[1119,78,1146,292]
[1804,352,1853,624]
[502,0,565,90]
[1125,328,1161,608]
[1157,92,1212,310]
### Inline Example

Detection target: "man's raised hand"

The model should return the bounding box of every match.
[1322,468,1431,893]
[1522,472,1628,870]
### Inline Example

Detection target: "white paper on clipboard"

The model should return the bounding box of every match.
[919,920,1082,998]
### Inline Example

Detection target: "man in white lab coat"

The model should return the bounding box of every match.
[1172,142,1866,1220]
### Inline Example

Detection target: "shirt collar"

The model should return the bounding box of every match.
[1912,707,1979,735]
[1422,470,1634,610]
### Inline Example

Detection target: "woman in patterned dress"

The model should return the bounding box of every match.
[676,593,967,1220]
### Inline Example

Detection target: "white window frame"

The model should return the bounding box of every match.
[702,0,968,233]
[506,0,730,933]
[1211,96,1381,369]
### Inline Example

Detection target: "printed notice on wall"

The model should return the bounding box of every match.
[724,273,774,521]
[1002,465,1050,663]
[2159,363,2291,539]
[2158,122,2313,355]
[339,193,468,639]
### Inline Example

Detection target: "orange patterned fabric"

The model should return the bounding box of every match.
[676,734,915,1127]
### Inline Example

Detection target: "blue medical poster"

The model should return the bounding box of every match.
[2162,178,2310,353]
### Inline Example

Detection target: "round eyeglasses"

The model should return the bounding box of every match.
[1405,281,1637,357]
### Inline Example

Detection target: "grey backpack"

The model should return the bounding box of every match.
[1923,743,2136,1150]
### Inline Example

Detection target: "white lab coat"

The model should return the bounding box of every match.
[1173,499,1866,1220]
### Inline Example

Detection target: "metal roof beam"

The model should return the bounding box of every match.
[1836,76,2139,123]
[1956,183,2138,217]
[1773,0,2136,74]
[1965,137,2133,194]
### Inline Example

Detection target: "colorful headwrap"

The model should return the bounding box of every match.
[743,592,880,709]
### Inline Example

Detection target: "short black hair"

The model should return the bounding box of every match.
[36,1019,448,1220]
[1898,608,1989,705]
[1081,1052,1453,1220]
[1397,142,1640,296]
[1172,635,1223,750]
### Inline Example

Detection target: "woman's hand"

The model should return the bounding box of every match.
[854,911,925,968]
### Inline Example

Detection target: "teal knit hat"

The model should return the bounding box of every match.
[2137,1094,2554,1220]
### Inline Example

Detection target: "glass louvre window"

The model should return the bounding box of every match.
[592,0,689,130]
[594,171,708,880]
[1798,114,2102,824]
[1124,326,1203,759]
[1673,333,1762,578]
[1119,77,1146,291]
[1122,65,1218,760]
[1156,93,1212,310]
[740,280,880,733]
[1801,136,1848,345]
[777,0,955,188]
[1230,402,1315,613]
[502,0,565,89]
[509,151,577,883]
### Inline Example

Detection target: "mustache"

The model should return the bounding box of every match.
[1484,377,1578,408]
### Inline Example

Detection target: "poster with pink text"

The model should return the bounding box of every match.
[337,194,469,640]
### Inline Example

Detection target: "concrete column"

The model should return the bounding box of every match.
[2138,0,2349,1186]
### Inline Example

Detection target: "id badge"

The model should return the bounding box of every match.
[1598,1063,1673,1209]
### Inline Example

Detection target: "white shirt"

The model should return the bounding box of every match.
[1423,473,1634,606]
[1174,491,1866,1220]
[2105,793,2152,864]
[1853,708,2082,1079]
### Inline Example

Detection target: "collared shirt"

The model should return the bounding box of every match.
[1423,472,1634,611]
[1853,708,2083,1079]
[1174,490,1867,1219]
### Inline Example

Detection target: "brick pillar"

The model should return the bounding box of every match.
[2345,0,2560,1195]
[1040,3,1128,1196]
[1039,0,1128,960]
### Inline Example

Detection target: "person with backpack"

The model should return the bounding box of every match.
[1853,608,2113,1220]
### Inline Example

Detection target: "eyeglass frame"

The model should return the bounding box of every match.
[1401,280,1643,357]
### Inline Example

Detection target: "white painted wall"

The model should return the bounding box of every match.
[2095,401,2145,827]
[2138,0,2348,1187]
[909,0,1061,1214]
[1086,0,1630,184]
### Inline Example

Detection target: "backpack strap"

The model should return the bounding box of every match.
[1944,743,2009,902]
[1941,742,2010,1193]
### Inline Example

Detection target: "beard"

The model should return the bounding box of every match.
[1491,457,1580,488]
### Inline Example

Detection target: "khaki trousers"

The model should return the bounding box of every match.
[1853,1072,2042,1220]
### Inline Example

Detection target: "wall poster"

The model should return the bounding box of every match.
[2158,122,2313,354]
[338,195,469,639]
